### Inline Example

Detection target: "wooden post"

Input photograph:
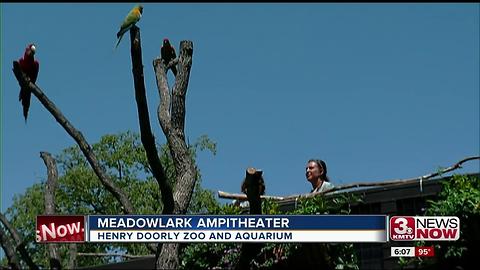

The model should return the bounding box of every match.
[236,168,264,269]
[243,167,264,214]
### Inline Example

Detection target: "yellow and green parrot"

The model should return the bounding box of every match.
[114,5,144,49]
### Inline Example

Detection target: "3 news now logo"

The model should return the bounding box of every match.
[36,215,86,243]
[390,216,460,241]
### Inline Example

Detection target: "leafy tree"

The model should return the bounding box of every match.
[180,193,363,269]
[1,131,219,268]
[398,174,480,269]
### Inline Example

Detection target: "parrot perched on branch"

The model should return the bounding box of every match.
[161,38,177,76]
[114,5,143,49]
[18,43,39,122]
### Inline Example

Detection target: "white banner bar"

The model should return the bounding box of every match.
[89,230,387,243]
[390,247,415,257]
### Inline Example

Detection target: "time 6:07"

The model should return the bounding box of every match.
[395,248,411,255]
[391,247,415,257]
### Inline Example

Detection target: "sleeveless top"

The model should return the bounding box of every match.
[311,181,335,193]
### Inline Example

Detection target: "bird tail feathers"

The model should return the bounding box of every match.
[114,25,132,50]
[114,35,123,50]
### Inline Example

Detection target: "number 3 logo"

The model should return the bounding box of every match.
[394,218,410,234]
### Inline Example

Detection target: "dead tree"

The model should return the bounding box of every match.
[0,213,37,270]
[40,152,62,270]
[0,152,63,270]
[9,36,140,269]
[0,224,21,270]
[0,151,82,270]
[128,26,196,269]
[9,24,193,269]
[128,26,173,215]
[12,62,135,215]
[10,22,196,270]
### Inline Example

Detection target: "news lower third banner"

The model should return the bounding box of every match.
[36,215,388,243]
[89,215,387,243]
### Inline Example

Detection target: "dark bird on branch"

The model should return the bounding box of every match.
[161,38,177,77]
[18,43,39,122]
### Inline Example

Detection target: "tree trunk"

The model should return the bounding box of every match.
[0,213,38,270]
[0,224,21,270]
[129,26,174,215]
[40,152,62,270]
[156,243,180,269]
[154,40,196,270]
[128,26,196,269]
[67,244,77,269]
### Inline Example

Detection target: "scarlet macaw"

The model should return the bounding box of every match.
[18,43,39,122]
[115,5,143,49]
[161,38,177,76]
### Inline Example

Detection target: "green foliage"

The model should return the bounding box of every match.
[180,203,243,269]
[398,174,480,269]
[292,193,362,215]
[426,174,479,217]
[181,242,240,269]
[179,193,362,269]
[261,198,281,215]
[285,193,361,270]
[2,131,219,268]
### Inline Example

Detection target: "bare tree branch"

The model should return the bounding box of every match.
[41,152,58,216]
[154,40,196,214]
[170,41,197,213]
[218,191,285,201]
[40,152,61,270]
[153,58,171,134]
[110,142,123,181]
[12,61,134,214]
[0,224,21,270]
[129,26,174,215]
[153,40,196,270]
[128,26,173,257]
[170,41,193,133]
[0,213,38,270]
[151,36,197,270]
[218,156,480,201]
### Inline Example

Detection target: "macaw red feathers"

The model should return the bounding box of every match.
[18,43,39,122]
[161,38,177,77]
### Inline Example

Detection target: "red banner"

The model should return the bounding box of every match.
[36,215,85,243]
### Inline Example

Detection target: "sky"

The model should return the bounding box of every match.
[1,3,479,212]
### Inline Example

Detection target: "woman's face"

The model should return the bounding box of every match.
[306,161,323,182]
